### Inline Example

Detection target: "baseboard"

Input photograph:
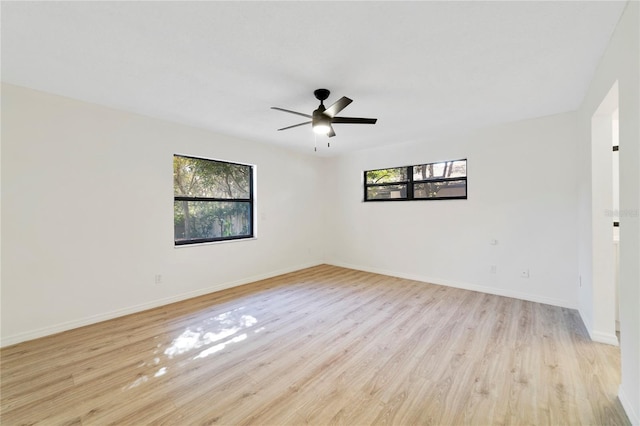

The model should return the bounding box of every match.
[590,330,620,346]
[578,308,620,346]
[619,385,639,425]
[0,261,323,348]
[328,261,576,309]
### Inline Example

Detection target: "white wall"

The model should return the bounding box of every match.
[578,1,639,423]
[1,83,327,346]
[326,112,580,309]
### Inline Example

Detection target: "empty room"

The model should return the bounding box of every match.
[1,1,639,425]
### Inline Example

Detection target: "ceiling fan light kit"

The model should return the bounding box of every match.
[312,121,331,135]
[271,88,377,144]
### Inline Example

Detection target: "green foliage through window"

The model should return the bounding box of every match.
[174,155,254,244]
[365,167,407,184]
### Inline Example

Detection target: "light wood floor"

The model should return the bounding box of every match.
[1,265,629,425]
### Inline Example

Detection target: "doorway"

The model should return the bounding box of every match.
[590,82,619,345]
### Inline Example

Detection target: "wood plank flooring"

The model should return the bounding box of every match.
[0,265,629,425]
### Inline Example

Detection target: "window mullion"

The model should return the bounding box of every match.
[407,166,413,200]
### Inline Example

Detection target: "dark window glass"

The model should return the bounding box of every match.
[174,201,252,242]
[366,184,408,200]
[414,180,467,199]
[174,156,250,199]
[413,160,466,180]
[365,167,407,184]
[174,155,253,245]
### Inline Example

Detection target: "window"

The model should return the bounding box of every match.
[365,159,467,201]
[174,155,254,245]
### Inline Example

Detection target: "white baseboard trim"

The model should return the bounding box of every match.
[590,330,620,346]
[578,308,620,346]
[0,261,323,348]
[328,261,576,309]
[619,385,639,425]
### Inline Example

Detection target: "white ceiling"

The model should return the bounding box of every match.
[1,1,627,156]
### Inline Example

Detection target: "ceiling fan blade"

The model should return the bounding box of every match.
[324,96,353,118]
[328,125,336,138]
[331,117,377,125]
[277,121,311,131]
[271,107,312,119]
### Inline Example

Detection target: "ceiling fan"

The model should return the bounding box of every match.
[271,89,377,138]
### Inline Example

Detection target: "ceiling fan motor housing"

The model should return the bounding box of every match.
[312,108,330,127]
[313,89,330,127]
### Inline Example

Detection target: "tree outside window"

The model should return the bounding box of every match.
[174,155,254,245]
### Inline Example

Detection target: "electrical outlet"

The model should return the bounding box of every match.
[490,265,497,274]
[154,274,162,284]
[520,269,530,278]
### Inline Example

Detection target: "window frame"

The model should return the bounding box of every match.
[364,159,467,202]
[174,154,255,246]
